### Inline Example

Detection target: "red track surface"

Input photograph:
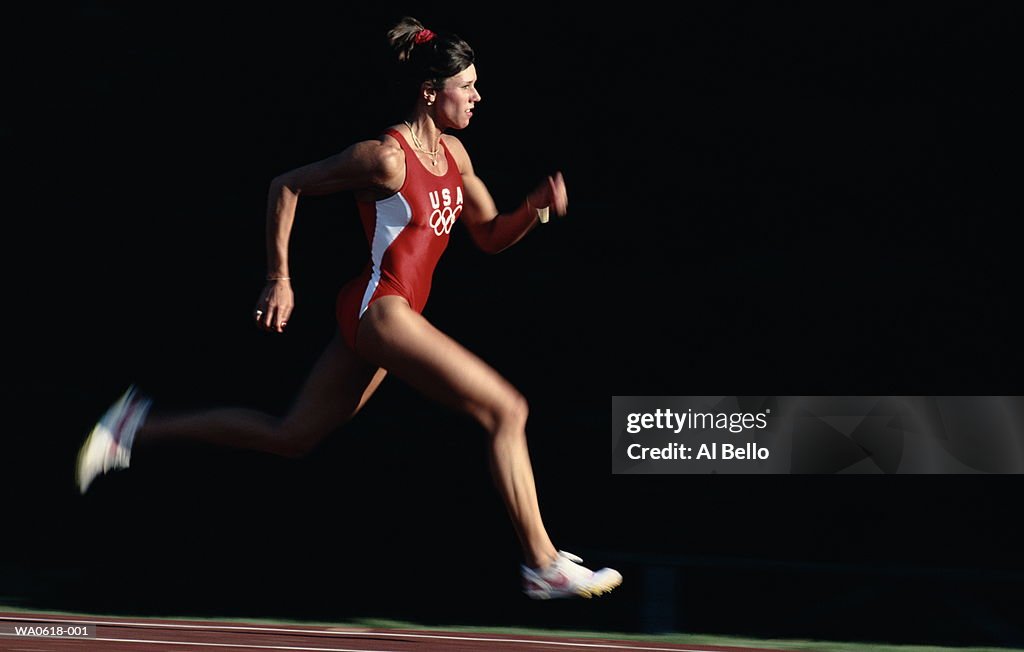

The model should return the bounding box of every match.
[0,612,799,652]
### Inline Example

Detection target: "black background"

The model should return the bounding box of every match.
[4,1,1023,647]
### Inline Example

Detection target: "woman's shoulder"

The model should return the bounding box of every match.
[368,126,403,152]
[348,128,403,154]
[440,134,471,173]
[340,130,406,191]
[440,132,467,154]
[375,128,408,178]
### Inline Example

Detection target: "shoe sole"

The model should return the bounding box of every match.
[524,574,622,599]
[75,424,109,494]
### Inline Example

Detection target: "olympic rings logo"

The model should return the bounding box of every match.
[429,204,462,236]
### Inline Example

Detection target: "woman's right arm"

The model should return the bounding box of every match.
[255,139,404,333]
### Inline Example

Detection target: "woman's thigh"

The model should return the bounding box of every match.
[355,296,523,430]
[280,332,387,446]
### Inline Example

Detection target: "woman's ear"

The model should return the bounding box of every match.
[421,82,437,106]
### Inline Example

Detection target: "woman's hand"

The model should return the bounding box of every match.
[527,171,569,218]
[253,279,294,333]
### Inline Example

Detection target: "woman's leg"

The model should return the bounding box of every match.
[356,296,558,569]
[137,333,387,459]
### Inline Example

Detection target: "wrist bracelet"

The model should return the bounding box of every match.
[526,198,549,224]
[267,276,291,281]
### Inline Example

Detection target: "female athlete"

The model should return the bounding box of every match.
[76,15,621,600]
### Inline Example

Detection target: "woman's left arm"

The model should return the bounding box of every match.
[447,136,568,254]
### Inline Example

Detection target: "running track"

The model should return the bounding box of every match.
[0,612,799,651]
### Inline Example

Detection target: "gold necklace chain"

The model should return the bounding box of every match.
[403,121,440,166]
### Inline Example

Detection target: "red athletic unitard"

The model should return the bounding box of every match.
[335,128,465,352]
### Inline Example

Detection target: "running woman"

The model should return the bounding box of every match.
[76,15,621,600]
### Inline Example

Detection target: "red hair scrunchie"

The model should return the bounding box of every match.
[414,28,436,44]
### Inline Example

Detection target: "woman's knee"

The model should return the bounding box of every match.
[480,389,529,435]
[276,420,323,459]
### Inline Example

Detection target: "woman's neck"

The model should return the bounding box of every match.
[404,115,443,152]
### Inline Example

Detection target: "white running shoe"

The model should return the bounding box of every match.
[76,385,152,494]
[522,551,623,599]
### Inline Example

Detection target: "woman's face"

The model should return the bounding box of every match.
[432,64,481,130]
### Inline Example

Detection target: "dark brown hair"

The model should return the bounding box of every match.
[386,16,475,100]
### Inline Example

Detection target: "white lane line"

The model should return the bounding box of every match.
[0,615,727,651]
[1,634,394,652]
